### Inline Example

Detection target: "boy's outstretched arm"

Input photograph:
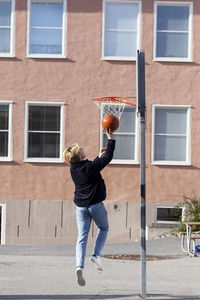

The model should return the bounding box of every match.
[99,129,113,157]
[92,129,115,171]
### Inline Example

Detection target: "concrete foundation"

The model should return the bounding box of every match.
[1,200,174,245]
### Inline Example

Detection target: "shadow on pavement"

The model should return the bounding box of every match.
[148,294,200,300]
[0,295,199,300]
[0,295,137,300]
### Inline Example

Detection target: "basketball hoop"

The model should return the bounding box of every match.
[93,96,136,120]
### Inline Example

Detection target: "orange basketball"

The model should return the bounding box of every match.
[102,114,119,131]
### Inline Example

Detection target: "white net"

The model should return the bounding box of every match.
[93,97,136,120]
[94,101,125,119]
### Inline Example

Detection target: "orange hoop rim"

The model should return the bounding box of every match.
[93,96,136,107]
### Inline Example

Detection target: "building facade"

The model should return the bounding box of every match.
[0,0,199,245]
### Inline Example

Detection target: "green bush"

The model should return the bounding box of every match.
[172,195,200,235]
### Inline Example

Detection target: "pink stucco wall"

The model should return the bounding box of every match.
[0,0,200,208]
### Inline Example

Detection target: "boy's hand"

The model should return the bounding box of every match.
[105,128,113,139]
[99,148,106,158]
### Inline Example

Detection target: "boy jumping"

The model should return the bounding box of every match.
[63,129,115,286]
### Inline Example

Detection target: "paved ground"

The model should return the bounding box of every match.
[0,237,199,300]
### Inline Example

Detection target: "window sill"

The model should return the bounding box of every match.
[24,158,64,163]
[110,159,139,165]
[26,54,67,59]
[153,57,193,63]
[0,158,12,162]
[101,56,136,61]
[0,54,15,58]
[151,161,191,166]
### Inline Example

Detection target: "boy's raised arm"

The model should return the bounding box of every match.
[92,129,115,171]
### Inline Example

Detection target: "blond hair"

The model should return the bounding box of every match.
[63,143,81,164]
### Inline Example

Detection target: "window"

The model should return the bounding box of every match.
[102,0,141,60]
[0,0,15,57]
[153,1,193,62]
[100,105,138,164]
[26,0,67,58]
[156,205,183,224]
[152,105,191,165]
[0,101,13,161]
[24,102,65,163]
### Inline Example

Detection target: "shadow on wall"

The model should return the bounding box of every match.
[15,0,102,13]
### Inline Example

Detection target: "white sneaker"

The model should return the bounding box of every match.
[76,267,86,286]
[90,255,103,271]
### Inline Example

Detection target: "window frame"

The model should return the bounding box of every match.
[0,0,15,57]
[155,205,184,224]
[26,0,67,59]
[102,0,142,61]
[151,104,191,166]
[100,104,138,164]
[153,1,193,62]
[0,203,6,244]
[24,101,65,163]
[0,101,13,161]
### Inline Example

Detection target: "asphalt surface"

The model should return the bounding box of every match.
[0,237,199,300]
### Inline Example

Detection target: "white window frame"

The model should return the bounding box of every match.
[26,0,67,58]
[155,205,184,224]
[24,101,65,163]
[153,1,193,62]
[0,101,13,161]
[0,203,6,244]
[0,0,15,57]
[102,0,142,61]
[100,104,138,164]
[151,104,191,166]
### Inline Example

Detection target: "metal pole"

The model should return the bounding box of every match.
[140,113,146,298]
[136,49,146,298]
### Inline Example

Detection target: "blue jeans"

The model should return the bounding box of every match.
[76,202,109,268]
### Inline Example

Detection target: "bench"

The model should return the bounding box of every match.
[181,231,200,256]
[190,233,200,256]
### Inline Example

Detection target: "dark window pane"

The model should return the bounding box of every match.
[156,32,188,58]
[0,105,8,130]
[29,106,45,131]
[29,105,60,131]
[157,6,189,31]
[44,106,60,131]
[157,207,182,222]
[0,132,8,156]
[28,132,60,158]
[44,133,60,157]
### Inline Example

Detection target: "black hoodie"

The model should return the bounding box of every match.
[70,139,115,207]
